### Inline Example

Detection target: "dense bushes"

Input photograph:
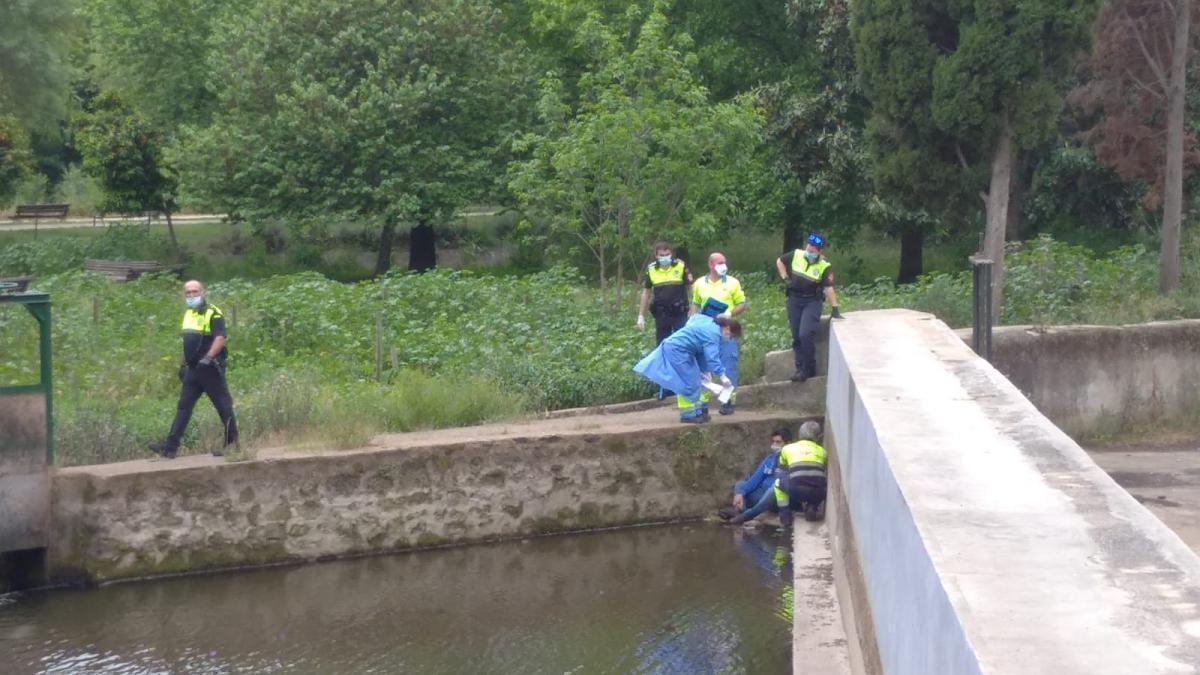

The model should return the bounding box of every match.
[3,235,1199,466]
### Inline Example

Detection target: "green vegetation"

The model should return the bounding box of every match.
[4,231,1199,467]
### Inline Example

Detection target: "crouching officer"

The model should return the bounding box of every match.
[774,420,828,529]
[149,279,238,458]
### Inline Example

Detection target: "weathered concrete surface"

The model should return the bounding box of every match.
[48,408,810,584]
[545,379,825,419]
[0,391,49,553]
[764,318,832,382]
[952,321,1200,439]
[1086,440,1200,556]
[791,519,851,675]
[828,309,1200,674]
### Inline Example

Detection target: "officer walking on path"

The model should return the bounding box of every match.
[776,233,842,383]
[636,240,693,344]
[690,252,747,415]
[149,279,238,459]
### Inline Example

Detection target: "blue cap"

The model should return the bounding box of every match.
[700,297,729,317]
[807,233,827,248]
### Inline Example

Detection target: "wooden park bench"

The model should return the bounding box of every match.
[84,259,183,282]
[0,276,32,293]
[12,203,70,224]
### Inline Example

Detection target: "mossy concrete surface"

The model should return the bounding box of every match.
[48,408,813,584]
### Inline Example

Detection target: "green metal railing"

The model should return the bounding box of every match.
[0,284,53,464]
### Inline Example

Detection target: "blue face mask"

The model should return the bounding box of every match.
[657,255,673,266]
[804,250,820,262]
[186,296,203,309]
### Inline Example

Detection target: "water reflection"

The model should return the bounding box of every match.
[2,524,792,674]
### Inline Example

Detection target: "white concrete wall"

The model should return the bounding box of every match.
[828,309,1200,674]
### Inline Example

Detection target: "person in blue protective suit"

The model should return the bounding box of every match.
[633,313,742,423]
[719,428,791,523]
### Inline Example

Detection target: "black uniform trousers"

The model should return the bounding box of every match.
[787,294,823,376]
[167,362,238,450]
[653,309,688,345]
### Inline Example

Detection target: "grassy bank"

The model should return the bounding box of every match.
[4,231,1200,467]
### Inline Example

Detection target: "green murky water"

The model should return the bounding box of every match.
[1,524,793,673]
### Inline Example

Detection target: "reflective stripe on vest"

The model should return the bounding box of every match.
[787,461,826,481]
[647,261,686,286]
[181,305,221,335]
[790,250,831,283]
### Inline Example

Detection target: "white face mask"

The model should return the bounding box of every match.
[714,263,728,276]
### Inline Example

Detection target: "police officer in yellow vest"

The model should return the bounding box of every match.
[149,279,238,459]
[773,420,827,529]
[776,233,842,382]
[691,251,747,415]
[637,240,693,345]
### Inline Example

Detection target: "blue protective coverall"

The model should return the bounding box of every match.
[633,314,725,414]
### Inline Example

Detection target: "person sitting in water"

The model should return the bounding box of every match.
[719,428,791,524]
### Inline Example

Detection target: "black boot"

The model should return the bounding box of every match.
[148,440,177,459]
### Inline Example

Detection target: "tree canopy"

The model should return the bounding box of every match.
[509,6,772,305]
[179,0,533,273]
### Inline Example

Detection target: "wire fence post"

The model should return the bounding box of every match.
[970,256,993,362]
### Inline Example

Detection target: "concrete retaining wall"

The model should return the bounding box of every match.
[48,411,806,584]
[770,319,1200,439]
[0,391,49,554]
[827,309,1200,674]
[956,322,1200,438]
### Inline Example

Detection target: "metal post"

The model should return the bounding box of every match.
[970,257,993,362]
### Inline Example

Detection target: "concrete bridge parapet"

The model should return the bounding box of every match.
[826,309,1200,674]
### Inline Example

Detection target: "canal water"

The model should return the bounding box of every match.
[2,524,793,674]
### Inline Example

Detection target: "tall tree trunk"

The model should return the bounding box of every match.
[897,228,924,284]
[375,217,397,276]
[408,221,437,272]
[782,199,805,253]
[1160,0,1190,294]
[598,245,608,307]
[983,115,1014,324]
[163,209,179,258]
[1005,151,1027,241]
[615,240,625,312]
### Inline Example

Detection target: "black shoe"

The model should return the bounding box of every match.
[728,512,750,525]
[148,440,177,459]
[717,508,737,521]
[790,370,808,382]
[804,503,820,522]
[681,414,710,424]
[718,402,735,415]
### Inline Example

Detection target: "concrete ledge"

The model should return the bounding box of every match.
[828,309,1200,674]
[48,409,810,584]
[544,380,825,419]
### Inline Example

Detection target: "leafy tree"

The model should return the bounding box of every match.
[75,92,180,252]
[0,114,31,204]
[81,0,251,128]
[180,0,531,275]
[767,0,875,272]
[852,0,1100,319]
[0,0,74,131]
[509,7,769,307]
[1070,0,1199,293]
